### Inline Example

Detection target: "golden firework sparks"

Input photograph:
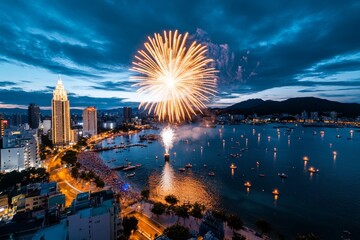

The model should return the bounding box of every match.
[131,30,217,123]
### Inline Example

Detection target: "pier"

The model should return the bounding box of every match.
[91,143,147,152]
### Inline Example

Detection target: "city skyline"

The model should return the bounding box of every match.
[0,0,360,110]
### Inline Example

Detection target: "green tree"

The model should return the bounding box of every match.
[94,178,105,188]
[212,209,228,222]
[70,167,79,179]
[295,233,320,240]
[0,168,49,192]
[141,189,150,200]
[163,224,190,240]
[232,232,247,240]
[165,194,179,206]
[190,202,204,223]
[87,170,95,179]
[174,204,190,224]
[256,219,272,236]
[122,216,138,239]
[61,150,77,166]
[151,202,166,218]
[227,214,243,235]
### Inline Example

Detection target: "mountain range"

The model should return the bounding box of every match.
[1,97,360,117]
[224,97,360,117]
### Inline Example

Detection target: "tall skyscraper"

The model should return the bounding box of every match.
[83,106,97,136]
[52,77,71,146]
[123,107,132,123]
[28,103,40,129]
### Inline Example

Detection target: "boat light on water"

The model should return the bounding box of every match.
[244,181,252,187]
[303,156,309,161]
[272,189,280,195]
[333,151,337,155]
[230,163,237,169]
[308,167,319,173]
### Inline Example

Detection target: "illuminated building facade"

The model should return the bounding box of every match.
[0,118,8,137]
[83,106,97,136]
[52,77,72,146]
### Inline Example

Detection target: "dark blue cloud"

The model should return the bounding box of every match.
[0,81,17,87]
[0,89,134,109]
[0,0,360,106]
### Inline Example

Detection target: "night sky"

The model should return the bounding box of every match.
[0,0,359,110]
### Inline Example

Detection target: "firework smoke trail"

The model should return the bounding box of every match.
[131,30,217,154]
[161,127,174,154]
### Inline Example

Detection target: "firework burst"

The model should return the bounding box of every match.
[131,30,217,123]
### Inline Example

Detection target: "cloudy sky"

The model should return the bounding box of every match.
[0,0,359,110]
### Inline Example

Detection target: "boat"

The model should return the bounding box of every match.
[135,164,142,167]
[244,181,252,187]
[126,172,136,177]
[278,173,288,179]
[203,164,207,167]
[336,135,341,138]
[273,148,277,152]
[208,171,215,176]
[123,165,137,171]
[303,156,309,161]
[308,167,319,173]
[272,189,280,195]
[230,163,237,169]
[185,163,192,168]
[258,174,265,177]
[178,168,186,172]
[155,156,158,159]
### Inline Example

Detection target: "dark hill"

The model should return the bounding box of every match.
[225,97,360,117]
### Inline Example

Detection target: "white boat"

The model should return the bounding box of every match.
[123,165,137,171]
[278,173,288,179]
[126,172,135,177]
[208,171,215,176]
[185,163,192,168]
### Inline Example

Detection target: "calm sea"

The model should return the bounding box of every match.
[98,123,360,239]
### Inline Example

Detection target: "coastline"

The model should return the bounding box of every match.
[77,151,141,205]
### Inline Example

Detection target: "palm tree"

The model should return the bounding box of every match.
[227,214,243,235]
[141,189,150,201]
[256,219,271,236]
[190,202,204,223]
[165,194,179,206]
[151,202,166,219]
[163,224,190,240]
[174,204,190,224]
[295,233,320,240]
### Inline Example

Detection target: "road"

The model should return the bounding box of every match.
[44,149,98,206]
[127,211,164,240]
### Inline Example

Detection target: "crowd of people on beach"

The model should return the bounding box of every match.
[77,151,140,202]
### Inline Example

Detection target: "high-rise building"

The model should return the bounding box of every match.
[123,107,132,123]
[28,103,40,129]
[52,77,72,146]
[83,106,97,136]
[1,127,40,172]
[0,118,8,137]
[68,190,123,240]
